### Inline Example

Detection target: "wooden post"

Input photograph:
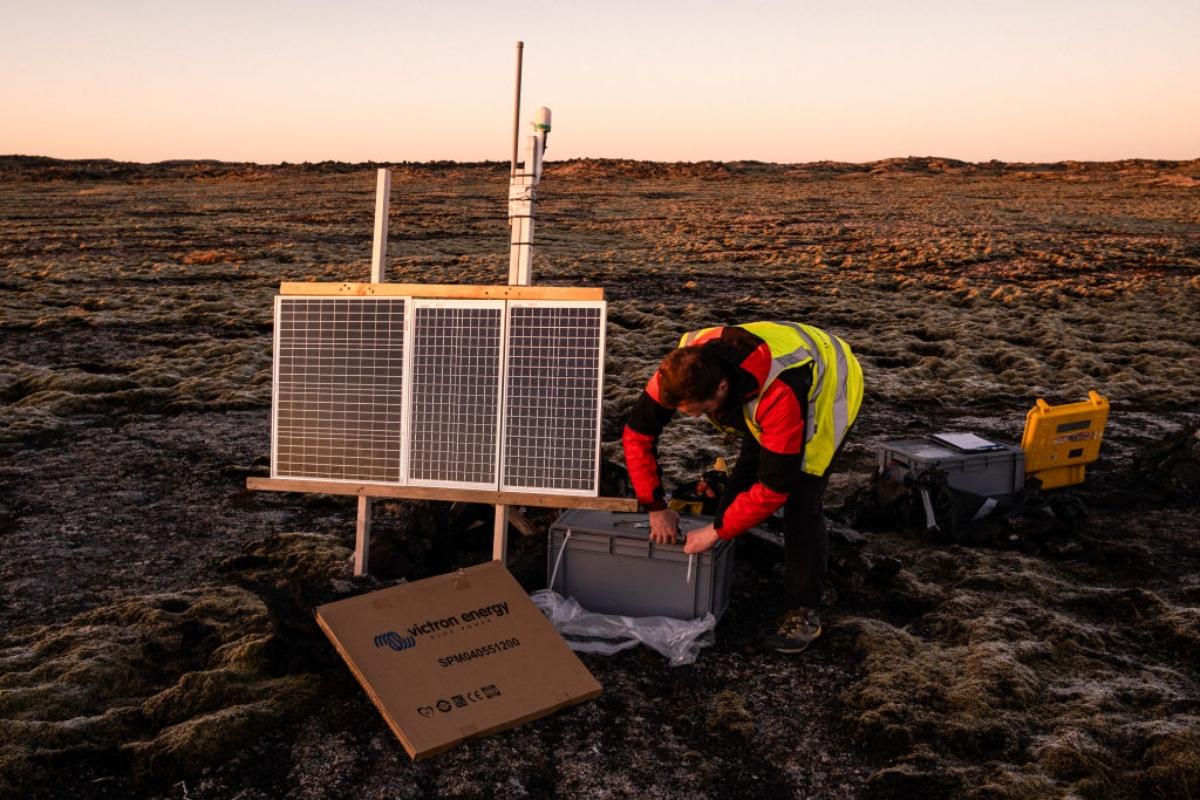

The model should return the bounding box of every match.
[356,167,392,576]
[355,495,372,576]
[371,168,391,283]
[493,505,509,562]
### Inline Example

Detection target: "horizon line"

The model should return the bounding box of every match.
[4,153,1199,169]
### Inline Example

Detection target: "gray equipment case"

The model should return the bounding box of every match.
[547,509,735,621]
[877,438,1025,497]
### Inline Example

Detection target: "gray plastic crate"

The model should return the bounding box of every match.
[877,438,1025,497]
[547,509,735,621]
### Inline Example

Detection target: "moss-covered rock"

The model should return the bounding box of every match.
[840,544,1200,799]
[0,586,320,795]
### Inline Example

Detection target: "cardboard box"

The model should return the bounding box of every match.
[316,560,601,760]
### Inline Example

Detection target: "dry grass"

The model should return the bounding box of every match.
[180,249,238,266]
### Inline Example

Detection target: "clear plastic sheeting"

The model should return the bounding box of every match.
[531,589,716,667]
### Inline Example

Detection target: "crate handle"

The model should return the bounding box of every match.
[549,530,573,591]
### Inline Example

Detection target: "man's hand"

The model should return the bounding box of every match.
[684,524,721,554]
[647,509,680,544]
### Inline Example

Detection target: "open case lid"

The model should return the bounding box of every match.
[931,432,1009,452]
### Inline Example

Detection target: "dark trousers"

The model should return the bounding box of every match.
[716,435,847,609]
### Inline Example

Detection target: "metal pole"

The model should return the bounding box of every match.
[511,135,538,285]
[498,40,528,563]
[511,41,523,177]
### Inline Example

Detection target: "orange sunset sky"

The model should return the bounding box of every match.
[2,0,1197,164]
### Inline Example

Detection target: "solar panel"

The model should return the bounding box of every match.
[272,297,407,482]
[406,300,505,489]
[501,302,605,495]
[270,292,606,495]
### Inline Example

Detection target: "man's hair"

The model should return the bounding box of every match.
[657,344,726,407]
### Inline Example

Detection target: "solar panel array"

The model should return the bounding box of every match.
[271,295,605,495]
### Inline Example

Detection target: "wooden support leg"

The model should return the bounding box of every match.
[493,505,509,563]
[355,496,372,576]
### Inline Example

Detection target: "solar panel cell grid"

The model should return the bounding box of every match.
[408,303,504,487]
[273,298,405,482]
[502,304,604,493]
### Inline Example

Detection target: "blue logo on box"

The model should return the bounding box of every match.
[373,631,417,652]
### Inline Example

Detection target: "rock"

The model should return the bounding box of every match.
[706,690,755,736]
[0,587,321,795]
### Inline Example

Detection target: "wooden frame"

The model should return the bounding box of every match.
[247,477,637,512]
[280,282,603,301]
[263,99,614,574]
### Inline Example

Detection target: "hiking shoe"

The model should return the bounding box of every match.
[763,608,822,654]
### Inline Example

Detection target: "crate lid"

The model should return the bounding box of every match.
[878,438,1022,465]
[551,509,727,549]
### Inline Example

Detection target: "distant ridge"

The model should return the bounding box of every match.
[1,154,1196,182]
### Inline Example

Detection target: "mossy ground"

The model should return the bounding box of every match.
[1,157,1197,798]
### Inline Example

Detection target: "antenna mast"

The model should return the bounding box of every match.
[511,41,523,177]
[507,42,550,286]
[498,41,553,560]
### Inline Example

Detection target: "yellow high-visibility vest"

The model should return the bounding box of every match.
[679,322,864,476]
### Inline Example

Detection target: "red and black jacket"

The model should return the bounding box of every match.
[622,326,812,539]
